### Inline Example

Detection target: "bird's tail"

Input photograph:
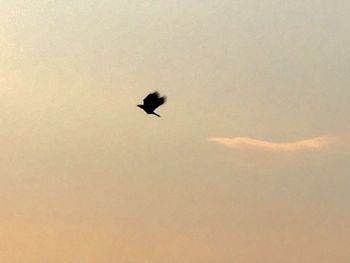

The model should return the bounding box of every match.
[152,112,161,117]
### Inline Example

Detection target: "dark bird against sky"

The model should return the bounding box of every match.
[137,92,166,117]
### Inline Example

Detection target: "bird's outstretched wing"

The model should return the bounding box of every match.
[143,92,160,105]
[157,96,166,106]
[143,92,166,111]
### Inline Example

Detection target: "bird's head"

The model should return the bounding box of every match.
[137,104,144,109]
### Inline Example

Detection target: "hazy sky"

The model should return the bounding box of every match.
[1,1,349,262]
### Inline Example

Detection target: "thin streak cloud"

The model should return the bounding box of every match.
[208,136,335,152]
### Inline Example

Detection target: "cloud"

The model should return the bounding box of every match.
[208,136,335,153]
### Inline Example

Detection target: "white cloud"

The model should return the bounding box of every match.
[208,136,335,153]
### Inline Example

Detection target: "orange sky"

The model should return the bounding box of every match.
[0,1,349,262]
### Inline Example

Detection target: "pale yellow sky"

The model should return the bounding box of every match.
[0,1,349,262]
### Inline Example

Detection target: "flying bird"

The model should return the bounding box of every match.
[137,91,166,117]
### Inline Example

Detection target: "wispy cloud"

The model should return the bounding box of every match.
[208,136,335,153]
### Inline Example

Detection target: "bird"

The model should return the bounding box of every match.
[137,91,166,117]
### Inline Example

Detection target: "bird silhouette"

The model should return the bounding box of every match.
[137,91,166,117]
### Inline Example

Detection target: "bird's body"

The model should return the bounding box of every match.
[137,92,166,117]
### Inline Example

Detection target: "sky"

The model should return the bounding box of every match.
[0,1,349,262]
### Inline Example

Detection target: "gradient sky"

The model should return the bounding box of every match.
[1,1,350,262]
